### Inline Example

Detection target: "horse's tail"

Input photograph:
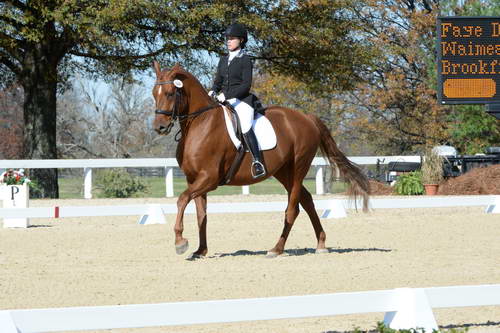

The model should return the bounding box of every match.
[309,114,370,211]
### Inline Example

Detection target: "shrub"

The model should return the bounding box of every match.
[96,169,149,198]
[353,322,468,332]
[394,171,424,195]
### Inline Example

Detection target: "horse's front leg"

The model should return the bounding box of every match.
[174,171,218,256]
[174,189,192,255]
[192,193,208,257]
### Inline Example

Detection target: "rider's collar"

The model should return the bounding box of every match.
[229,49,242,61]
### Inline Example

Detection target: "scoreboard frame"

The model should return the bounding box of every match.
[437,16,500,105]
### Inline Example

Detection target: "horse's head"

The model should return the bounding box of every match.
[152,62,188,135]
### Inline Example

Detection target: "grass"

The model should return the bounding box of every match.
[58,176,348,199]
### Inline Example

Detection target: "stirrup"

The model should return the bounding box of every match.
[251,160,266,179]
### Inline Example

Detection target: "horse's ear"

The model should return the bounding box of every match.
[153,61,161,77]
[173,63,182,70]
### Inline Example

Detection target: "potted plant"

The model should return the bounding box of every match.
[421,150,444,195]
[0,169,32,186]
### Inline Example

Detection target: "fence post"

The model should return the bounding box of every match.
[0,310,19,333]
[315,166,324,195]
[84,167,92,199]
[165,167,174,197]
[383,288,438,332]
[242,185,250,195]
[2,183,30,228]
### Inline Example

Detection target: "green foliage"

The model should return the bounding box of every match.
[96,169,149,198]
[0,0,373,90]
[395,171,424,195]
[352,322,468,332]
[440,0,500,16]
[447,105,500,155]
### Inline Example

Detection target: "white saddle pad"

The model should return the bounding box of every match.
[222,106,277,150]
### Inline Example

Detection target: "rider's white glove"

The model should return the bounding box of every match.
[208,90,216,98]
[217,92,226,103]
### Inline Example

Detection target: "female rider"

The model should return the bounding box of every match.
[208,23,266,178]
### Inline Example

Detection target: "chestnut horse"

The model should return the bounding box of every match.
[152,62,369,258]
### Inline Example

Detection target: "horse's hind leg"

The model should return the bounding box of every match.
[268,166,304,257]
[192,193,208,257]
[272,161,325,256]
[299,186,327,253]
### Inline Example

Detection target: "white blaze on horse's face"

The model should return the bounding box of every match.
[157,84,163,98]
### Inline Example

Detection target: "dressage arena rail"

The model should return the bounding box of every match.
[1,196,498,222]
[1,284,499,332]
[0,156,421,198]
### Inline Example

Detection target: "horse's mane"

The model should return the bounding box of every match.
[166,64,208,95]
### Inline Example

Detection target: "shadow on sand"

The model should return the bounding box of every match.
[206,247,392,259]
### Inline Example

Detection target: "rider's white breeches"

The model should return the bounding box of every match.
[228,98,254,133]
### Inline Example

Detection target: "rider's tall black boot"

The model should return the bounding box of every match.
[242,129,266,178]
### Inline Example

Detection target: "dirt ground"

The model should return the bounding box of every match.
[370,165,500,196]
[438,165,500,195]
[1,194,499,333]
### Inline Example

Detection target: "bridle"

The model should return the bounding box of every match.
[154,80,183,121]
[154,79,219,139]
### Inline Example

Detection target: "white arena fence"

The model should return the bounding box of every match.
[0,156,421,198]
[1,196,498,225]
[1,284,499,332]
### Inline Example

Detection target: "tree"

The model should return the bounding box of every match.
[0,84,23,159]
[57,77,176,159]
[252,70,357,153]
[340,0,499,155]
[337,0,450,154]
[1,0,373,197]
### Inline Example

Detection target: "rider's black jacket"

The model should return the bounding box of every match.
[211,51,253,106]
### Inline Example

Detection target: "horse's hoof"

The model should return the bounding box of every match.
[315,248,329,254]
[188,252,206,260]
[266,251,279,258]
[175,240,189,255]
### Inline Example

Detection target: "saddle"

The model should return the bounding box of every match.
[219,102,277,185]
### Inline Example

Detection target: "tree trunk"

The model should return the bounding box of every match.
[21,46,59,198]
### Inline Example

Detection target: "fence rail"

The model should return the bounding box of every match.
[0,156,421,199]
[1,284,499,332]
[1,196,498,219]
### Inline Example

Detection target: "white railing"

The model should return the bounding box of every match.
[0,156,421,198]
[1,284,499,332]
[2,196,497,228]
[1,196,498,220]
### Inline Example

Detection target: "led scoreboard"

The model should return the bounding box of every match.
[438,17,500,104]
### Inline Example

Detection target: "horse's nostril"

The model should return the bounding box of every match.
[155,125,167,135]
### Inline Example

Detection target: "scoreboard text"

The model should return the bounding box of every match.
[438,17,500,104]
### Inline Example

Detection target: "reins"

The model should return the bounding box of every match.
[154,79,219,140]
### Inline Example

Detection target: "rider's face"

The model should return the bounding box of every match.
[226,36,241,51]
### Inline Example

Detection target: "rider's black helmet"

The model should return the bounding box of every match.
[225,23,248,48]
